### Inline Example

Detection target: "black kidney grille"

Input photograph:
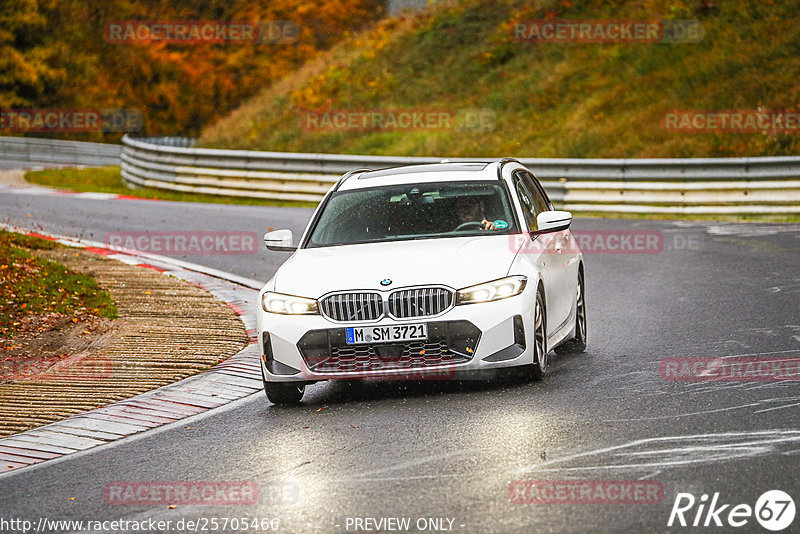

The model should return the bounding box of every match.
[388,287,454,318]
[320,292,383,322]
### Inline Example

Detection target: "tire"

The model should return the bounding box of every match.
[555,269,587,355]
[530,289,548,381]
[262,367,305,405]
[264,382,305,405]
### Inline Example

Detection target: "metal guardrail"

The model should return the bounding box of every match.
[0,136,121,167]
[121,136,800,214]
[3,135,797,214]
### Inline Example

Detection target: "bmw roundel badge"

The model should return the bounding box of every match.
[380,279,392,286]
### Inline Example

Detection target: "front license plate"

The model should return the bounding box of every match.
[346,323,428,344]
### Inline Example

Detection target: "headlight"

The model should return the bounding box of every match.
[261,292,319,315]
[456,276,528,305]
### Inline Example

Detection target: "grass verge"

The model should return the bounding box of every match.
[0,230,117,338]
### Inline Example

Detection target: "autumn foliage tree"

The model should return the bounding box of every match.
[0,0,383,139]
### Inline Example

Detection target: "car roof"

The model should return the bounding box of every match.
[336,160,519,191]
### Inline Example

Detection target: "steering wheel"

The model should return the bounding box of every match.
[454,221,483,231]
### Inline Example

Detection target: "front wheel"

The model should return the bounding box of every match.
[555,270,587,355]
[264,382,305,405]
[530,290,548,381]
[262,368,305,405]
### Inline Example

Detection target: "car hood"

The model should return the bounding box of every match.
[273,235,520,297]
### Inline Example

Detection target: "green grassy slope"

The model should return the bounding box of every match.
[200,0,800,158]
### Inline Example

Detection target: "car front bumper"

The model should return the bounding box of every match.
[257,290,537,382]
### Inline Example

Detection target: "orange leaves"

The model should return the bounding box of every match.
[8,0,384,138]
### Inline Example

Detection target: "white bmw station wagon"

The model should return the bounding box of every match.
[258,159,586,404]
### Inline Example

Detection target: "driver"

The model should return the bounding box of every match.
[453,196,496,230]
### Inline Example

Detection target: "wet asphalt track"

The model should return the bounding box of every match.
[1,188,799,533]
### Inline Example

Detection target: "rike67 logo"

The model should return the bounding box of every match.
[668,490,795,531]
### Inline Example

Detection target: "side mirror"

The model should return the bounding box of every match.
[536,211,572,233]
[264,229,296,252]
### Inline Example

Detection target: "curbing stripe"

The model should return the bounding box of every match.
[180,383,254,399]
[3,461,27,470]
[0,446,61,460]
[96,406,180,425]
[16,431,106,450]
[0,439,78,455]
[34,425,124,441]
[0,452,41,465]
[203,374,263,389]
[54,418,148,436]
[81,412,163,429]
[0,184,151,202]
[105,402,196,419]
[118,399,206,417]
[137,263,167,273]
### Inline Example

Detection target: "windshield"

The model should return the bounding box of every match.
[306,181,518,248]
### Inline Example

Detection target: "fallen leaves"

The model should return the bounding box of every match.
[1,231,117,338]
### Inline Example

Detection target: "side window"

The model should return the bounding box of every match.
[513,173,537,231]
[521,171,551,214]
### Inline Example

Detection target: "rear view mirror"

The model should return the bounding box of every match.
[264,229,296,251]
[536,211,572,233]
